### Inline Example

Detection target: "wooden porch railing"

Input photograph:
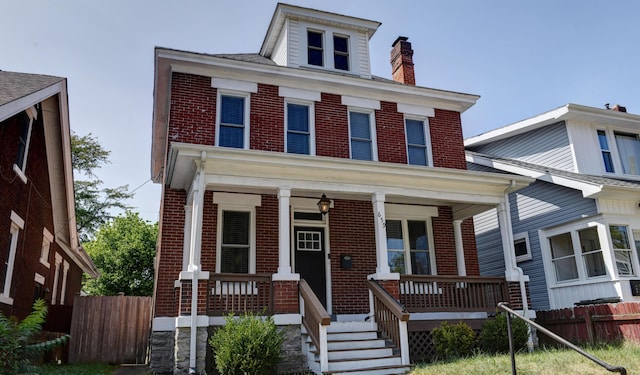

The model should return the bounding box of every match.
[366,279,410,365]
[299,279,331,372]
[208,273,273,315]
[399,275,508,313]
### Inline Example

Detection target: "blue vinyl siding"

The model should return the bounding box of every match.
[470,122,574,172]
[471,163,598,311]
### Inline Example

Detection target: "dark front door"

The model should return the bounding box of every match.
[294,226,327,307]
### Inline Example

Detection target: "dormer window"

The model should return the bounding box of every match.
[333,35,349,71]
[307,30,324,67]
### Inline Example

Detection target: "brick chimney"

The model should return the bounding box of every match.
[390,36,415,85]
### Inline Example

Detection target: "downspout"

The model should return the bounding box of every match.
[502,180,529,317]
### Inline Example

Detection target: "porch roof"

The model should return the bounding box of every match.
[166,143,532,220]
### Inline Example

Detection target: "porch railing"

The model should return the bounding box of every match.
[366,279,410,365]
[299,279,331,372]
[208,273,273,315]
[399,275,508,313]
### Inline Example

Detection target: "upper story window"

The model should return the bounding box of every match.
[614,132,640,175]
[286,102,313,155]
[333,35,349,71]
[405,118,431,166]
[13,106,38,183]
[217,93,250,149]
[307,30,324,67]
[597,130,615,173]
[349,110,377,161]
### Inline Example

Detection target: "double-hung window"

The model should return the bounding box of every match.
[405,118,430,166]
[610,225,635,276]
[220,211,250,273]
[217,94,248,148]
[349,110,376,161]
[386,219,433,275]
[13,106,38,182]
[1,211,24,304]
[578,227,606,277]
[614,132,640,175]
[286,102,312,155]
[333,35,349,71]
[597,130,615,173]
[307,30,324,67]
[549,232,579,282]
[548,226,608,283]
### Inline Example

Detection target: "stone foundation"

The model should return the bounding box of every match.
[150,331,175,374]
[277,325,309,374]
[175,327,208,374]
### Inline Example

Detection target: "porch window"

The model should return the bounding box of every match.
[597,130,615,173]
[349,111,376,161]
[405,118,429,166]
[286,103,311,155]
[578,227,606,277]
[614,132,640,175]
[218,94,247,149]
[610,225,635,276]
[386,219,431,275]
[549,232,579,282]
[221,211,250,273]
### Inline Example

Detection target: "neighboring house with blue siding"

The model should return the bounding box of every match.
[466,103,640,310]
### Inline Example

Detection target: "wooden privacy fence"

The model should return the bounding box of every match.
[69,295,152,364]
[536,302,640,345]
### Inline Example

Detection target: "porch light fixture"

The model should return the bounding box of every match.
[317,194,331,215]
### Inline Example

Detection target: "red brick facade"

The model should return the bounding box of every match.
[156,71,486,319]
[0,96,83,326]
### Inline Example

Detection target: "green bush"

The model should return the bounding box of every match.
[479,313,529,354]
[431,321,477,360]
[0,299,69,374]
[209,312,284,375]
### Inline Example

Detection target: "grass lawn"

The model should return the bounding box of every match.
[410,343,639,375]
[33,363,116,374]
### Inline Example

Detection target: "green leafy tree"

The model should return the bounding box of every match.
[71,132,132,241]
[83,211,157,296]
[0,300,69,374]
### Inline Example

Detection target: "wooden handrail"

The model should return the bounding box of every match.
[299,279,330,355]
[400,274,506,283]
[366,279,409,321]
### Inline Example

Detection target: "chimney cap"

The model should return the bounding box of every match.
[392,36,409,47]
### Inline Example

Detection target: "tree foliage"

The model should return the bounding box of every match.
[71,132,132,241]
[83,211,157,296]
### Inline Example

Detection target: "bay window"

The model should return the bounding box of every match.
[610,225,635,276]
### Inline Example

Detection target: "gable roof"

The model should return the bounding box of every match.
[466,151,640,199]
[0,70,98,277]
[465,103,640,147]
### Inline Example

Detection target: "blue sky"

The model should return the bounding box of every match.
[2,0,639,223]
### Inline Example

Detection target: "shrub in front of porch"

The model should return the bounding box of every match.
[479,313,528,354]
[431,321,477,360]
[209,312,284,375]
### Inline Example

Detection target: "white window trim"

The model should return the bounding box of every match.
[215,89,252,150]
[213,193,261,274]
[403,115,434,167]
[34,273,45,285]
[284,98,316,156]
[0,211,24,305]
[385,217,437,275]
[40,227,53,268]
[60,260,69,305]
[347,107,378,161]
[609,224,637,278]
[596,128,640,180]
[513,232,532,263]
[13,106,37,184]
[301,24,359,73]
[52,253,63,305]
[332,33,351,72]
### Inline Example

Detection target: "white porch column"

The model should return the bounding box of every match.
[187,162,205,271]
[277,187,292,275]
[372,192,391,275]
[182,205,193,272]
[453,219,466,276]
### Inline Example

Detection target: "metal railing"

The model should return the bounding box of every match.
[400,275,508,313]
[498,302,627,375]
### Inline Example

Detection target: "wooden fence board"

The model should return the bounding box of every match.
[69,295,151,364]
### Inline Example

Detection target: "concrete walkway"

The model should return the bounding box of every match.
[112,364,150,375]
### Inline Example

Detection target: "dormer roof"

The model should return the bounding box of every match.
[260,3,381,58]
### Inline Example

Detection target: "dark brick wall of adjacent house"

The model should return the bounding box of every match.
[0,96,83,323]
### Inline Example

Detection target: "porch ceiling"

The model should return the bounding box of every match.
[167,143,532,219]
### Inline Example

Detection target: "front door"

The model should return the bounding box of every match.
[294,226,327,307]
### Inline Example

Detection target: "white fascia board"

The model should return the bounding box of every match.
[466,153,602,197]
[0,81,64,122]
[55,238,99,278]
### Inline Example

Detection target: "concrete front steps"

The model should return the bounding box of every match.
[303,321,411,375]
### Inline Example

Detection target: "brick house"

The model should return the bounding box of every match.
[0,71,98,333]
[150,4,532,374]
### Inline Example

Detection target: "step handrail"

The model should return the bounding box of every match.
[497,302,627,375]
[299,279,330,371]
[367,279,410,365]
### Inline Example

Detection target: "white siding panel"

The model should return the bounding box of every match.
[471,122,575,171]
[288,18,300,68]
[272,23,288,66]
[566,120,603,175]
[549,280,621,309]
[598,199,639,216]
[356,32,370,78]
